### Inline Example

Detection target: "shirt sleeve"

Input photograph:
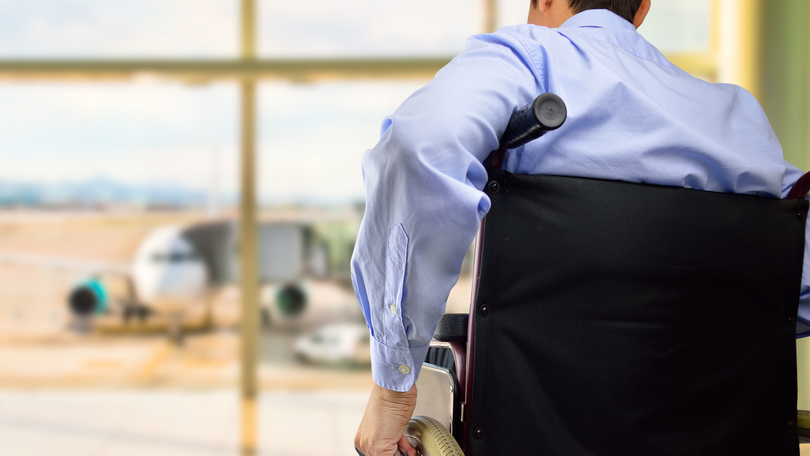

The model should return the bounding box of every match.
[782,160,810,337]
[350,31,544,392]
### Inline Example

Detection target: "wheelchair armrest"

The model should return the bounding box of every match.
[430,314,469,406]
[433,313,468,342]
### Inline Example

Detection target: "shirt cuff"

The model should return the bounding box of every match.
[370,336,431,392]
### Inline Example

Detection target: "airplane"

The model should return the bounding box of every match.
[0,218,340,343]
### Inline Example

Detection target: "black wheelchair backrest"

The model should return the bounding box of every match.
[466,170,807,455]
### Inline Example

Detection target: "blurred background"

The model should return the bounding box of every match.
[0,1,808,455]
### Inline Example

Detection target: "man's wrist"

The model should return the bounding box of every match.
[372,383,418,426]
[374,381,417,399]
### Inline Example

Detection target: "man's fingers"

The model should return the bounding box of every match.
[398,434,418,456]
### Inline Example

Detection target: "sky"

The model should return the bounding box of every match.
[0,0,710,204]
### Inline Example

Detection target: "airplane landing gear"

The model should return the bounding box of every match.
[169,314,184,346]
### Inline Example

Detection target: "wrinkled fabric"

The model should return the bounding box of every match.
[351,9,810,392]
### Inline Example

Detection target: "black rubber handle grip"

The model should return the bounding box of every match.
[499,93,567,150]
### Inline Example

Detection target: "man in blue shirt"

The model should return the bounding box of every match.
[352,0,810,455]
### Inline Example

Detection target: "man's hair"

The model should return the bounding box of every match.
[531,0,642,24]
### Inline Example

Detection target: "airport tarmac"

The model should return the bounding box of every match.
[0,389,368,456]
[0,273,471,390]
[0,266,377,390]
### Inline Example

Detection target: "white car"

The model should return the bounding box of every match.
[294,322,371,367]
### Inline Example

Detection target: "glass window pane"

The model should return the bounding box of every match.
[0,0,237,58]
[497,0,530,28]
[259,0,479,58]
[0,83,238,200]
[640,0,711,53]
[258,81,423,203]
[0,82,239,381]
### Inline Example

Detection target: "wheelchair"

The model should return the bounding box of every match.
[368,93,810,455]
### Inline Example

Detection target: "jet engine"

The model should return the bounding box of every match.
[68,278,109,316]
[276,283,307,317]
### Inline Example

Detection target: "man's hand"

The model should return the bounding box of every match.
[355,383,418,456]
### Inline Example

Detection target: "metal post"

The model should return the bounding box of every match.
[709,0,720,63]
[736,0,762,100]
[758,0,810,409]
[712,0,762,96]
[761,0,810,171]
[717,0,761,98]
[239,0,259,454]
[483,0,497,33]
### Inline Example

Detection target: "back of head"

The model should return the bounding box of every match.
[550,0,643,24]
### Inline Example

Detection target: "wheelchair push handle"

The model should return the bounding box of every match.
[488,93,566,169]
[500,92,567,150]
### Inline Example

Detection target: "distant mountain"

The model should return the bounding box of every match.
[0,177,210,208]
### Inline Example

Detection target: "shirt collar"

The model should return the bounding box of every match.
[559,9,636,31]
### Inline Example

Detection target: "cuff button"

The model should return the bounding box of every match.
[398,365,411,375]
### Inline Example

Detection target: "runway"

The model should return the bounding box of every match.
[0,389,368,456]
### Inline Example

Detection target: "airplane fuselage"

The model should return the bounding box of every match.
[131,226,209,315]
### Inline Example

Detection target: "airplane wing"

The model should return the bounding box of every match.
[0,252,131,276]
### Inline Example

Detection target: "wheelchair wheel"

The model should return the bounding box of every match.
[405,416,464,456]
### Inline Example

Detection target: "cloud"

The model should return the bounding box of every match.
[0,0,237,57]
[0,80,422,202]
[0,0,710,57]
[0,0,481,58]
[258,0,479,57]
[638,0,710,53]
[0,82,237,154]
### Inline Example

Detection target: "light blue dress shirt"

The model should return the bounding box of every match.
[351,9,810,392]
